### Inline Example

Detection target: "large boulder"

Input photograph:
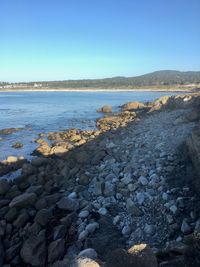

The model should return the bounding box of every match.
[122,101,146,111]
[105,244,157,267]
[20,230,46,266]
[97,105,112,113]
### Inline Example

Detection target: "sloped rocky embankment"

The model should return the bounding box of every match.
[1,93,200,266]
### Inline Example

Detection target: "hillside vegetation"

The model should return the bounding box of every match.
[1,70,200,89]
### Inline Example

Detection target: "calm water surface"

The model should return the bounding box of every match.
[0,91,178,161]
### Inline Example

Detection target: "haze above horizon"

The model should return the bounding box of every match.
[0,0,200,82]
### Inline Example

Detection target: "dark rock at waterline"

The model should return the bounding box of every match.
[0,127,23,135]
[97,105,112,113]
[12,141,23,149]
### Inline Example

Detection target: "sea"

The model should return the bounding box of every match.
[0,91,179,161]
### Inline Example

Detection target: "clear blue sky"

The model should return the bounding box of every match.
[0,0,200,82]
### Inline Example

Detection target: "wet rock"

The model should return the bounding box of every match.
[0,127,23,135]
[20,230,46,266]
[12,142,23,149]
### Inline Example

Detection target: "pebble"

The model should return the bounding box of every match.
[138,176,148,186]
[98,207,108,215]
[136,192,145,205]
[79,210,90,219]
[181,220,191,234]
[85,222,99,233]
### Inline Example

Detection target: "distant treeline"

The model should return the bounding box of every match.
[2,70,200,89]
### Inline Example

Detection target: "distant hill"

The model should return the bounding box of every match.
[1,70,200,89]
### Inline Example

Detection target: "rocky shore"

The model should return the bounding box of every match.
[1,93,200,266]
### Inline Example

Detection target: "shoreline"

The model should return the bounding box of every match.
[0,93,200,266]
[0,87,195,93]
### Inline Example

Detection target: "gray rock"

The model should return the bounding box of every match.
[122,225,131,235]
[144,224,156,236]
[20,230,46,266]
[0,239,4,266]
[34,209,52,226]
[13,211,29,228]
[5,207,17,222]
[9,193,37,208]
[48,239,65,263]
[104,181,115,197]
[57,197,79,211]
[78,248,98,260]
[0,179,10,195]
[98,207,108,215]
[136,192,145,205]
[70,257,100,267]
[0,220,6,236]
[85,222,99,234]
[53,225,67,241]
[169,204,178,214]
[79,210,90,219]
[26,185,43,196]
[138,176,148,186]
[181,220,191,234]
[78,230,89,241]
[121,174,132,185]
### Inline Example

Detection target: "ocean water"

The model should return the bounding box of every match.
[0,91,178,160]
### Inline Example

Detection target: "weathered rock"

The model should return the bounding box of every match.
[20,230,46,266]
[9,192,37,208]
